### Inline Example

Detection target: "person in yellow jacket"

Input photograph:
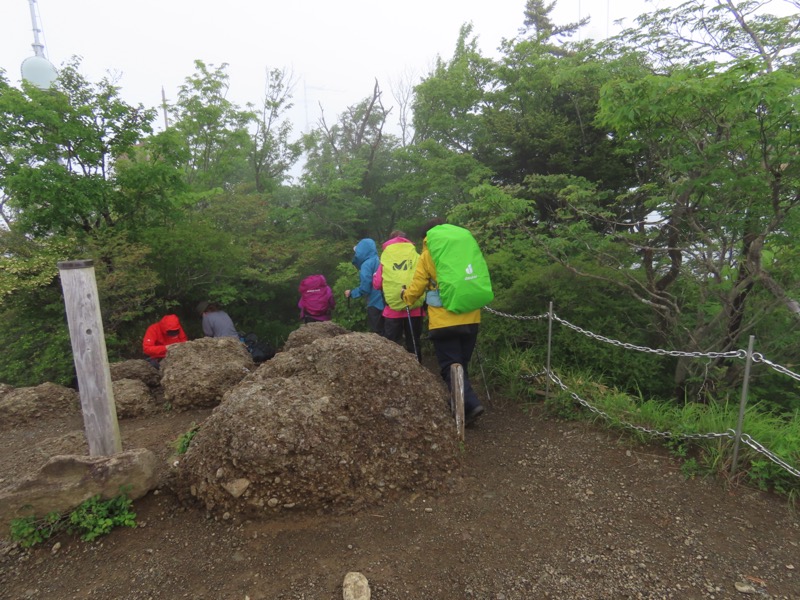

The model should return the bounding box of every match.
[401,218,485,425]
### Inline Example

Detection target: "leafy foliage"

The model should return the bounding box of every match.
[9,511,62,549]
[2,1,800,429]
[172,423,200,455]
[246,67,303,193]
[0,58,169,237]
[67,493,137,542]
[10,492,137,547]
[0,290,75,387]
[171,60,252,191]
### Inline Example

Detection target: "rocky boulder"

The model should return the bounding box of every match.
[112,378,158,419]
[109,359,161,388]
[281,320,349,352]
[0,383,80,429]
[0,449,159,531]
[175,332,460,517]
[161,337,255,410]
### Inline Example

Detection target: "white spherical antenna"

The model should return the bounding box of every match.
[21,55,58,89]
[21,0,58,89]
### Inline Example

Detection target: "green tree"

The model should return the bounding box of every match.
[486,40,634,190]
[0,60,186,383]
[0,58,174,237]
[301,81,402,239]
[437,1,800,407]
[171,60,252,190]
[413,24,494,156]
[585,0,800,401]
[521,0,589,50]
[247,67,303,193]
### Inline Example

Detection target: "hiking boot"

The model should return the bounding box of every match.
[465,405,485,427]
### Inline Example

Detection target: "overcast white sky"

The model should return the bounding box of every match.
[2,0,667,136]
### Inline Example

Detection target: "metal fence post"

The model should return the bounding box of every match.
[546,301,553,400]
[730,335,755,477]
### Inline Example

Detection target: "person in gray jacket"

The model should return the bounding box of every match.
[196,301,240,338]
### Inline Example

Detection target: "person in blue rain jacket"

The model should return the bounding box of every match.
[344,238,386,335]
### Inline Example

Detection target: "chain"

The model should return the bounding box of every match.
[740,434,800,479]
[551,314,746,359]
[543,370,799,479]
[490,305,800,479]
[752,353,800,383]
[483,306,548,321]
[549,371,727,440]
[484,306,746,359]
[521,371,548,380]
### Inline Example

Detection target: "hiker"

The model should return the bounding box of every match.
[344,238,385,335]
[142,314,188,367]
[196,301,240,338]
[298,274,336,323]
[401,218,492,426]
[373,231,424,361]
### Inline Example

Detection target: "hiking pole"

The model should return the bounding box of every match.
[475,345,491,405]
[405,305,420,362]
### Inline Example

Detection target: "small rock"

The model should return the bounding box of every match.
[222,478,251,498]
[734,581,757,594]
[342,571,370,600]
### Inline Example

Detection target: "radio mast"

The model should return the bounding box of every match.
[21,0,58,89]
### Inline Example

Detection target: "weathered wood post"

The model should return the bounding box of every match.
[58,259,122,456]
[451,363,465,441]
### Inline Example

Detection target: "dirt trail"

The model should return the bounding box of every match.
[0,398,798,599]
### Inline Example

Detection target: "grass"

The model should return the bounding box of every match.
[491,348,800,503]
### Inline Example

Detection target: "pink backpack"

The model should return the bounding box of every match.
[299,274,334,318]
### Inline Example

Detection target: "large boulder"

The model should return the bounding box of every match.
[0,383,80,429]
[281,320,349,352]
[161,337,255,410]
[0,449,159,531]
[112,378,158,419]
[109,359,160,388]
[175,332,461,517]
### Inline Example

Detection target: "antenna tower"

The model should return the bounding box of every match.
[21,0,58,88]
[28,0,47,57]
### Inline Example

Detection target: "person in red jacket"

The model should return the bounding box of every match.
[142,314,188,367]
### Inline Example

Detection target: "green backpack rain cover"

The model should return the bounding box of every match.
[426,224,494,314]
[381,242,425,311]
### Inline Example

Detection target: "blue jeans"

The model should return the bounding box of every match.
[429,324,481,413]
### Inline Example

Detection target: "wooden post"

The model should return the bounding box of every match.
[58,260,122,456]
[451,363,465,441]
